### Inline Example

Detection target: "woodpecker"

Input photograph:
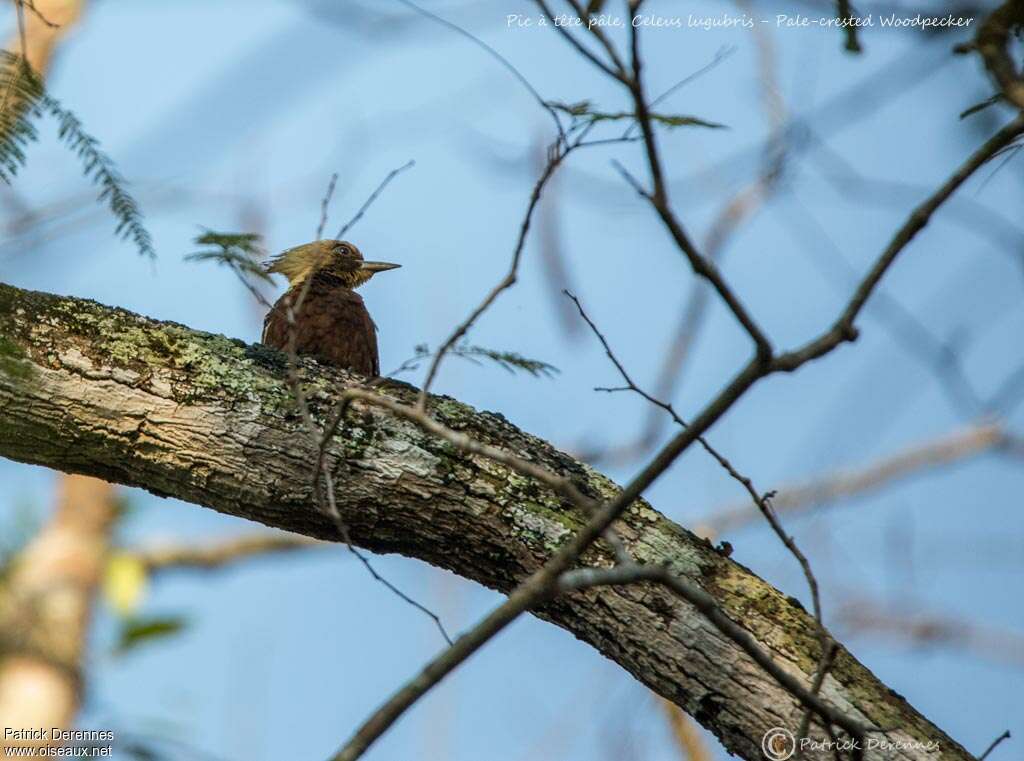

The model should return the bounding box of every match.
[262,240,400,377]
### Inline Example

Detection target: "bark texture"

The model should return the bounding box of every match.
[0,281,973,761]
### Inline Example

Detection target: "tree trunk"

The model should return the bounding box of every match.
[0,476,115,750]
[0,281,973,761]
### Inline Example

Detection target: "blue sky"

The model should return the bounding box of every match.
[2,1,1022,759]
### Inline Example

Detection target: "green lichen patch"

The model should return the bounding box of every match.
[18,287,291,406]
[430,396,477,430]
[703,558,824,673]
[0,333,32,381]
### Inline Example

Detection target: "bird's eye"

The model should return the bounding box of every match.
[336,245,350,256]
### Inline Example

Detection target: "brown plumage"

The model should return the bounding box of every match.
[261,240,400,377]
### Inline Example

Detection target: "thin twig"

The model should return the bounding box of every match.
[316,172,338,241]
[562,0,627,74]
[796,640,839,757]
[979,730,1012,761]
[394,0,567,141]
[533,0,627,83]
[836,0,862,53]
[623,45,736,139]
[971,1,1024,110]
[20,0,59,28]
[329,16,1024,761]
[586,24,783,466]
[260,161,450,646]
[771,113,1024,373]
[335,160,414,240]
[558,564,872,740]
[615,22,774,359]
[416,137,571,407]
[566,288,836,736]
[322,467,453,646]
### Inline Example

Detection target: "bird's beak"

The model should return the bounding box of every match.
[360,261,401,273]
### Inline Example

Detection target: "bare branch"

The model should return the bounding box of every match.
[562,0,628,74]
[315,172,338,241]
[838,599,1024,668]
[327,83,1024,761]
[618,20,774,360]
[702,422,1008,536]
[277,26,1024,761]
[261,161,449,646]
[134,533,326,573]
[566,288,840,746]
[0,281,979,761]
[417,138,570,406]
[836,0,862,53]
[558,564,873,742]
[18,0,60,29]
[979,730,1012,761]
[772,113,1024,372]
[334,160,414,241]
[396,0,567,140]
[586,23,784,466]
[532,0,627,83]
[970,1,1024,110]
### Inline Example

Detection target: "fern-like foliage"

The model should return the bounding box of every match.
[186,230,274,309]
[0,51,154,258]
[0,52,43,182]
[186,230,272,283]
[959,94,1003,120]
[185,234,559,380]
[391,342,559,379]
[548,99,726,130]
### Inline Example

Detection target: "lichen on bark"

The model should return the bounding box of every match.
[0,281,973,761]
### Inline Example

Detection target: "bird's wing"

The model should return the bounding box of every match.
[262,288,381,377]
[261,295,288,348]
[327,290,379,377]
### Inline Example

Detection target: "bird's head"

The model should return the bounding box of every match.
[265,240,400,289]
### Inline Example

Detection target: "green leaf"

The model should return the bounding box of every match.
[546,100,726,130]
[187,229,273,283]
[390,342,559,379]
[454,343,560,377]
[648,113,727,130]
[959,94,1003,120]
[114,614,188,655]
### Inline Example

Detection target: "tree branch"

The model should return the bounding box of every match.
[702,422,1007,536]
[0,281,973,761]
[134,532,325,573]
[972,0,1024,110]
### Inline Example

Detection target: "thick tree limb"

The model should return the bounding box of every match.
[0,281,973,760]
[0,474,114,750]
